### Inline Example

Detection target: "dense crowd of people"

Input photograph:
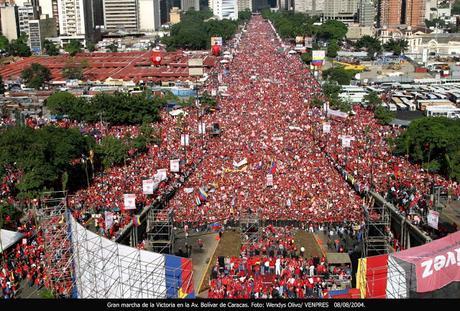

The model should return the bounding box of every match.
[208,226,351,299]
[1,15,460,299]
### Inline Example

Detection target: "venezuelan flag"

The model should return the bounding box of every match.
[198,187,208,201]
[165,255,195,298]
[269,160,277,174]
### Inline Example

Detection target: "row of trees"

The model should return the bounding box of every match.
[355,35,409,58]
[0,34,31,57]
[395,117,460,180]
[45,91,164,125]
[161,9,250,51]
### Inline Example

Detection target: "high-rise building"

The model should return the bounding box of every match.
[0,5,19,40]
[378,0,402,28]
[139,0,161,31]
[57,0,86,36]
[277,0,294,11]
[103,0,138,31]
[404,0,425,28]
[358,0,374,27]
[181,0,198,11]
[294,0,325,15]
[211,0,238,20]
[18,2,39,38]
[28,14,57,53]
[237,0,251,12]
[323,0,359,23]
[160,0,173,24]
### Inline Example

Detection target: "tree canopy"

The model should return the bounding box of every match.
[383,39,408,56]
[64,39,83,56]
[0,35,9,51]
[45,91,164,125]
[322,66,358,85]
[161,9,248,50]
[395,117,460,180]
[43,39,60,56]
[21,63,52,89]
[355,35,382,59]
[6,33,31,57]
[0,126,94,198]
[374,105,395,125]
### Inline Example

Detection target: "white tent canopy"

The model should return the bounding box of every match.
[0,229,24,253]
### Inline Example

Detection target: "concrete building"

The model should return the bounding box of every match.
[103,0,139,31]
[323,0,359,23]
[57,0,86,36]
[378,0,402,28]
[404,0,426,28]
[358,0,374,27]
[38,0,60,34]
[237,0,252,12]
[139,0,161,31]
[18,2,39,40]
[181,0,198,11]
[294,0,325,15]
[170,6,181,24]
[0,5,19,40]
[212,0,238,20]
[346,23,374,40]
[28,15,57,53]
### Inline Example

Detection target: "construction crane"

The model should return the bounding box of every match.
[332,60,367,71]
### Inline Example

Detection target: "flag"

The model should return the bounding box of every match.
[133,215,141,227]
[198,187,208,201]
[195,194,201,206]
[165,255,195,298]
[211,222,222,232]
[269,160,277,174]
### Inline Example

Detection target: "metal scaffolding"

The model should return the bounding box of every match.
[146,207,175,254]
[362,196,391,257]
[239,210,260,246]
[37,191,75,298]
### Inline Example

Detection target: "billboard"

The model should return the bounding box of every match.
[312,50,326,66]
[170,159,180,172]
[211,36,223,46]
[123,194,136,210]
[427,210,439,230]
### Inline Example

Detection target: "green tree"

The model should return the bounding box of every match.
[322,66,356,85]
[96,136,129,169]
[355,35,382,59]
[425,18,446,29]
[64,39,83,56]
[395,117,460,180]
[322,81,341,98]
[87,42,96,52]
[21,63,52,89]
[7,34,31,57]
[43,39,59,56]
[316,20,348,41]
[300,51,312,63]
[238,9,251,22]
[0,35,9,51]
[383,39,409,56]
[62,58,88,80]
[45,91,82,117]
[326,39,340,58]
[107,42,118,52]
[363,91,382,111]
[374,105,395,125]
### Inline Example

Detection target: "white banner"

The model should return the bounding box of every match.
[327,108,348,118]
[105,211,114,229]
[427,210,439,230]
[142,178,155,195]
[170,159,180,172]
[323,123,331,133]
[198,122,206,134]
[157,169,167,181]
[181,134,190,146]
[123,194,136,210]
[266,174,273,187]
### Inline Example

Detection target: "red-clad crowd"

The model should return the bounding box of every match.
[168,16,364,228]
[208,226,351,299]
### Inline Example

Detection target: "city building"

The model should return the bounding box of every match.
[237,0,252,12]
[294,0,325,15]
[0,5,19,41]
[180,0,198,11]
[404,0,425,28]
[170,6,181,24]
[378,0,402,28]
[38,0,60,34]
[160,0,174,24]
[28,14,57,53]
[18,2,39,41]
[103,0,139,32]
[57,0,86,36]
[139,0,161,31]
[212,0,238,20]
[323,0,359,23]
[358,0,374,27]
[346,23,374,40]
[253,0,269,11]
